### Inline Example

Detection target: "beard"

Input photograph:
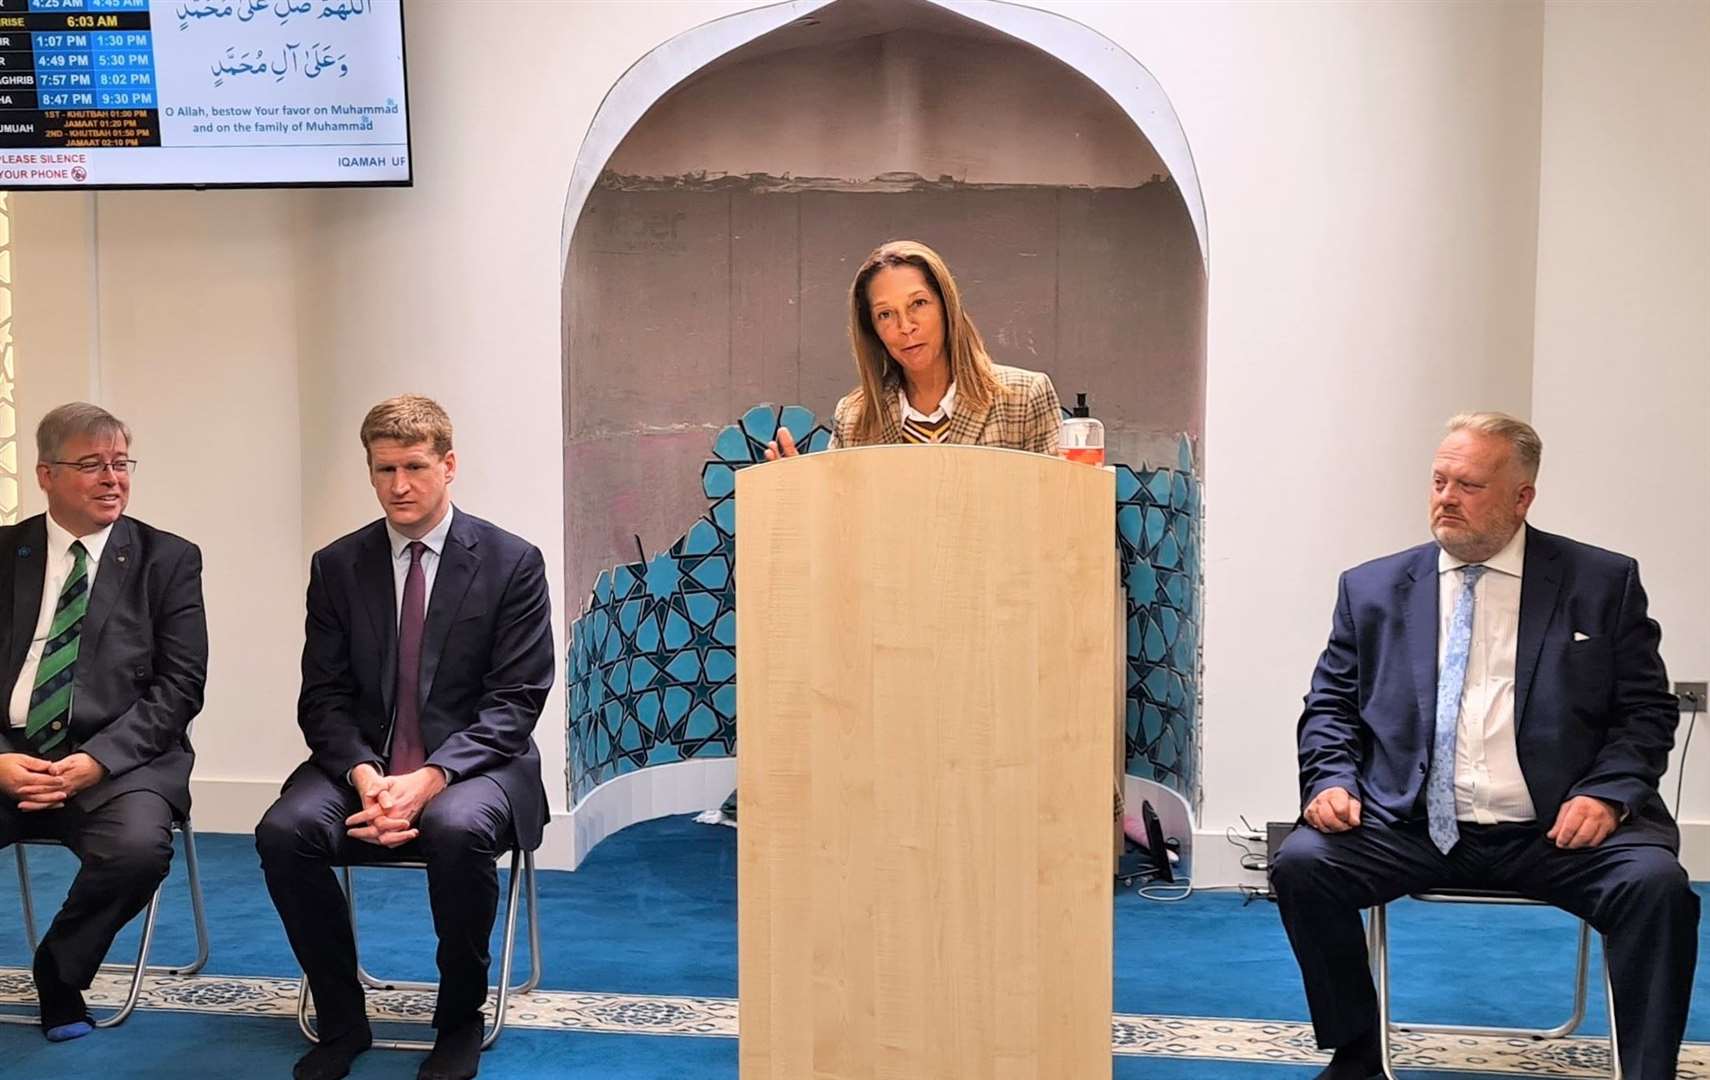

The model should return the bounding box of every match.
[1431,513,1518,562]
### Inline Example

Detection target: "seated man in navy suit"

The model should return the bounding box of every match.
[1271,412,1699,1080]
[256,395,553,1080]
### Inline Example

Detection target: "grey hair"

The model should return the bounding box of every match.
[36,402,132,463]
[1444,411,1541,479]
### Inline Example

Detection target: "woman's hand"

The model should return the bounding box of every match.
[763,427,800,461]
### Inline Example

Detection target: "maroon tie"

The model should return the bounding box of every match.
[389,540,428,774]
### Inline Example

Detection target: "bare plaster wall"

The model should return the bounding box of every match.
[606,28,1169,188]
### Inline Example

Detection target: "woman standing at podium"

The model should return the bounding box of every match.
[766,239,1062,458]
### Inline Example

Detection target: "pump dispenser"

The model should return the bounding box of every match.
[1059,392,1105,466]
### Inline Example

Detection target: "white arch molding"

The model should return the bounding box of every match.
[558,0,1207,867]
[558,0,1208,273]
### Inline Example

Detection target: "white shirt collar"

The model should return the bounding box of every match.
[45,511,115,569]
[898,381,956,424]
[387,503,455,561]
[1438,521,1526,579]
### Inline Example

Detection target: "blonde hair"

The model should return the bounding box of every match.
[360,394,454,459]
[846,240,1001,445]
[37,402,130,463]
[1444,411,1542,479]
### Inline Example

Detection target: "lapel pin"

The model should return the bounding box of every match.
[117,554,127,564]
[17,546,30,558]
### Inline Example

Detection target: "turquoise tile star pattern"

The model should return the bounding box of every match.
[567,409,1202,816]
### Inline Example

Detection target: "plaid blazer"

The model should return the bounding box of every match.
[827,364,1062,454]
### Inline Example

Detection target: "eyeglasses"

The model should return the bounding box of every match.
[50,458,138,475]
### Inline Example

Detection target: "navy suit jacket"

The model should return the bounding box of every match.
[292,508,554,850]
[1299,526,1680,850]
[0,515,207,817]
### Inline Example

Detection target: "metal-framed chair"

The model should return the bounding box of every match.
[1367,888,1620,1080]
[2,817,210,1029]
[295,846,541,1052]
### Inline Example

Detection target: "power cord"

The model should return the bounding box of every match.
[1135,876,1193,902]
[1673,690,1701,820]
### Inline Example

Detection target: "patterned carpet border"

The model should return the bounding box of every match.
[1,968,1704,1076]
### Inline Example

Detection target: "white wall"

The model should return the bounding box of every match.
[1059,1,1547,873]
[1530,1,1710,865]
[8,0,1704,876]
[13,191,307,827]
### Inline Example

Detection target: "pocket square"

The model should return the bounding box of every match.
[1573,631,1592,642]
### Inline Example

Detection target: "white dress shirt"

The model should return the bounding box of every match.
[1438,523,1535,823]
[898,381,956,423]
[8,515,116,728]
[386,503,454,626]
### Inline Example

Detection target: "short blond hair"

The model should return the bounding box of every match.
[1444,411,1541,479]
[360,394,453,459]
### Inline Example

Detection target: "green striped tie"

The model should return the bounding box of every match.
[25,541,89,757]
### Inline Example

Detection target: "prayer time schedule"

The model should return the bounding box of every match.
[0,0,407,187]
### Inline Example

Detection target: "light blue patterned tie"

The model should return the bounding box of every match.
[1427,564,1487,854]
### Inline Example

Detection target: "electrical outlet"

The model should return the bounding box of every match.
[1675,681,1708,710]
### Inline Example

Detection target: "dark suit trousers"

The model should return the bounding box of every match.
[1271,820,1699,1080]
[0,790,175,988]
[255,766,512,1033]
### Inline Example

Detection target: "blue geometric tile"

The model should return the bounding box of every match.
[1143,506,1166,550]
[1116,466,1141,502]
[689,556,729,590]
[778,405,815,443]
[683,518,720,557]
[702,462,735,500]
[712,424,749,463]
[740,405,779,445]
[1117,506,1142,547]
[704,647,735,682]
[1147,470,1172,505]
[684,591,719,629]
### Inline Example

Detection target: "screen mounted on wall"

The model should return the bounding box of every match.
[0,0,410,188]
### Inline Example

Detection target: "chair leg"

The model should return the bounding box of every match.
[17,845,38,951]
[171,821,212,976]
[1603,947,1621,1080]
[1370,905,1401,1080]
[92,887,162,1029]
[517,850,542,994]
[479,849,525,1050]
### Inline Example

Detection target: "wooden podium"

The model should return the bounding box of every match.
[736,445,1116,1079]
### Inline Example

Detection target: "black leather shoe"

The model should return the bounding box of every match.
[1313,1027,1382,1080]
[418,1016,484,1080]
[293,1024,373,1080]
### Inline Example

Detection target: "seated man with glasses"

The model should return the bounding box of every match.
[0,402,208,1041]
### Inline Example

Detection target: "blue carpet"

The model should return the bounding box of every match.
[1,815,1705,1078]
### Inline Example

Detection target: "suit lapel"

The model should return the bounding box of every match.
[943,389,991,445]
[1514,527,1562,730]
[876,386,904,444]
[418,511,479,707]
[357,524,398,719]
[1402,547,1441,739]
[80,517,135,653]
[6,517,47,688]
